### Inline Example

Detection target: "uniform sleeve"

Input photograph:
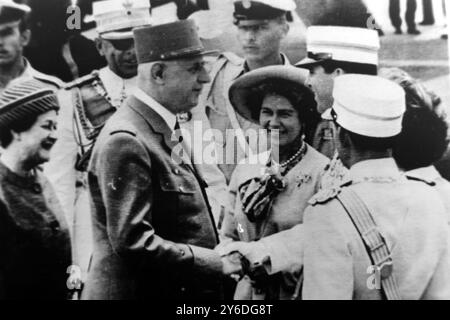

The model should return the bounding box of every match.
[422,229,450,299]
[256,224,305,275]
[92,133,223,277]
[44,89,78,231]
[302,204,354,300]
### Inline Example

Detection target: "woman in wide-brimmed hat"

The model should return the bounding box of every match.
[0,79,72,299]
[219,65,329,300]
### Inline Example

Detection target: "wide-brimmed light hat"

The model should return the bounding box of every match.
[229,65,316,124]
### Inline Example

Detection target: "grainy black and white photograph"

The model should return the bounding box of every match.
[0,0,450,305]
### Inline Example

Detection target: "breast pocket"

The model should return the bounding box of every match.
[159,168,197,195]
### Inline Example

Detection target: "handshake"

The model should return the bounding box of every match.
[216,240,270,282]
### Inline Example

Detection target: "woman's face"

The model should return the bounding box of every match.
[16,110,58,167]
[259,94,302,149]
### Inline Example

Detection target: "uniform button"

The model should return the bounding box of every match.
[179,186,186,193]
[180,249,185,256]
[173,169,181,175]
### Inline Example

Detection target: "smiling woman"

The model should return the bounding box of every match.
[220,65,329,300]
[0,79,72,300]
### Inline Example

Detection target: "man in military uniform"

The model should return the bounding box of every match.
[296,26,380,160]
[193,0,296,183]
[219,74,450,300]
[0,0,62,92]
[300,74,450,299]
[83,20,241,300]
[44,0,151,282]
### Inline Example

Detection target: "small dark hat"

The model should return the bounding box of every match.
[133,19,217,64]
[0,0,31,23]
[0,79,59,128]
[229,65,316,124]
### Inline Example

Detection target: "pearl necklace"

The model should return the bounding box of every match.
[280,142,307,168]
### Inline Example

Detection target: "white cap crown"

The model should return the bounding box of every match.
[307,26,380,66]
[331,74,406,138]
[93,0,151,40]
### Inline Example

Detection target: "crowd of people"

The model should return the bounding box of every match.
[1,0,450,300]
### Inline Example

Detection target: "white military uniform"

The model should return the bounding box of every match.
[301,74,450,300]
[44,66,137,277]
[226,75,450,300]
[302,158,450,300]
[43,0,150,280]
[407,166,450,222]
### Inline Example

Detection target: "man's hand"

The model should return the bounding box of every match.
[221,252,243,280]
[218,241,267,266]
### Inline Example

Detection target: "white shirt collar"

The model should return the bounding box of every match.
[99,67,137,105]
[133,88,177,131]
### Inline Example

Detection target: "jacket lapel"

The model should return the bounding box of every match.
[127,95,195,172]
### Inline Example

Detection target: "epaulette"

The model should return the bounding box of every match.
[220,51,244,66]
[65,70,101,90]
[308,181,353,206]
[33,72,65,90]
[110,129,137,137]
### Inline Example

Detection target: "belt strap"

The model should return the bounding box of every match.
[337,189,402,300]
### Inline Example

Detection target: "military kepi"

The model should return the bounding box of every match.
[233,0,296,24]
[92,0,151,40]
[323,75,406,138]
[133,19,217,64]
[296,26,380,69]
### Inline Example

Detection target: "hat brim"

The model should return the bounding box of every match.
[100,31,134,41]
[0,1,31,13]
[295,57,323,70]
[161,49,219,61]
[229,65,315,124]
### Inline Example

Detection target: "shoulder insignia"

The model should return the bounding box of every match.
[65,70,101,90]
[308,187,342,206]
[220,51,244,66]
[110,129,137,137]
[309,180,353,206]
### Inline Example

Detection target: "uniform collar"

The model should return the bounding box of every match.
[99,67,137,103]
[407,166,442,183]
[132,88,177,131]
[349,158,403,184]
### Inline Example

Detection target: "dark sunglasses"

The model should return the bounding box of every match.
[106,38,135,51]
[308,52,333,62]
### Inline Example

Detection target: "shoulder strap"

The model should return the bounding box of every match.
[336,188,402,300]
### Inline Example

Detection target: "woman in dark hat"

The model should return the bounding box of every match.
[380,67,450,218]
[220,65,329,300]
[0,79,72,299]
